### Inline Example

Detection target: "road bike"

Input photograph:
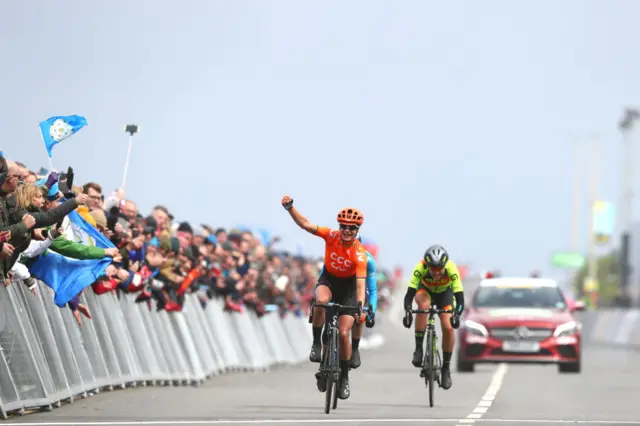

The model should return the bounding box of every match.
[409,305,453,408]
[313,301,369,414]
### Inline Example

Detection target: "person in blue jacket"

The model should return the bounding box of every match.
[349,243,377,368]
[309,236,377,370]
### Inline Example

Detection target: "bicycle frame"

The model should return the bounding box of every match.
[315,302,369,370]
[410,305,452,407]
[321,304,341,379]
[313,302,363,414]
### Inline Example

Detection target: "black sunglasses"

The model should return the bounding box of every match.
[339,224,359,231]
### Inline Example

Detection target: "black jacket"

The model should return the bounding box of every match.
[3,197,80,273]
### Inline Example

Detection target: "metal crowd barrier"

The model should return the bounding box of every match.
[578,309,640,349]
[0,279,314,419]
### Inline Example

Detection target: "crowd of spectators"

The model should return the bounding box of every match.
[0,155,398,327]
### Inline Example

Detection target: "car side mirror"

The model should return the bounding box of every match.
[570,300,586,312]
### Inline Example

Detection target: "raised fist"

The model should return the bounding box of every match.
[281,195,293,210]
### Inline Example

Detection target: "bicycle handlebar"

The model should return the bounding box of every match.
[309,302,373,323]
[312,302,372,312]
[314,302,364,314]
[409,307,453,315]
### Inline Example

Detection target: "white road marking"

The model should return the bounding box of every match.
[6,419,640,425]
[455,363,508,426]
[479,421,640,424]
[0,421,462,425]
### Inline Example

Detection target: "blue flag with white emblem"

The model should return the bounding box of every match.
[29,209,114,307]
[39,115,88,158]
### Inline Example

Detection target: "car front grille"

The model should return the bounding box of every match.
[490,326,553,341]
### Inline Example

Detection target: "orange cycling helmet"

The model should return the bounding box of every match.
[337,208,364,226]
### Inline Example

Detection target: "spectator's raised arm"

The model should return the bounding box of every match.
[30,193,89,228]
[1,220,28,237]
[21,237,53,258]
[49,237,114,260]
[103,188,124,211]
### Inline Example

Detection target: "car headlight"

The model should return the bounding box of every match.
[553,320,580,337]
[463,320,488,337]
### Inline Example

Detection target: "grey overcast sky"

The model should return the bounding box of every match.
[1,0,638,279]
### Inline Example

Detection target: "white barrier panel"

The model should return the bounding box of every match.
[582,308,640,349]
[0,279,353,418]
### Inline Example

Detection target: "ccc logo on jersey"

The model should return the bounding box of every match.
[330,252,352,272]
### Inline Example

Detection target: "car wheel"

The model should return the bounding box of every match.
[558,360,581,373]
[456,357,475,373]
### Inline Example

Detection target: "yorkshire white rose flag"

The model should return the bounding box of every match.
[39,115,88,158]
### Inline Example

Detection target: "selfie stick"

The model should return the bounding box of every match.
[122,124,140,191]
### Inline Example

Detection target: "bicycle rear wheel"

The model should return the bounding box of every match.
[425,330,435,407]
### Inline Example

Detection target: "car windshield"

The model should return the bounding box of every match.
[472,285,567,310]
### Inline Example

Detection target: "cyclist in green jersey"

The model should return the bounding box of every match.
[402,244,464,390]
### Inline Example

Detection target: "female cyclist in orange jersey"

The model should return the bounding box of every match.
[281,195,366,401]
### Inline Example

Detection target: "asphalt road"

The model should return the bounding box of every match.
[5,314,640,426]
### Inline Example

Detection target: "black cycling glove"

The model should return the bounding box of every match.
[402,311,413,328]
[450,316,460,329]
[365,311,375,328]
[450,291,464,329]
[282,197,293,210]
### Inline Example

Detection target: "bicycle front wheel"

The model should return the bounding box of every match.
[332,334,340,410]
[324,328,338,414]
[425,330,435,407]
[324,372,333,414]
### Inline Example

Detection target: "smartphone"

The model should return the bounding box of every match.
[125,124,139,135]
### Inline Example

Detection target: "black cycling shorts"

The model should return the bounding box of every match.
[315,268,357,316]
[418,286,454,312]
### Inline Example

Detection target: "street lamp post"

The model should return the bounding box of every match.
[618,108,639,307]
[586,135,600,307]
[570,138,584,298]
